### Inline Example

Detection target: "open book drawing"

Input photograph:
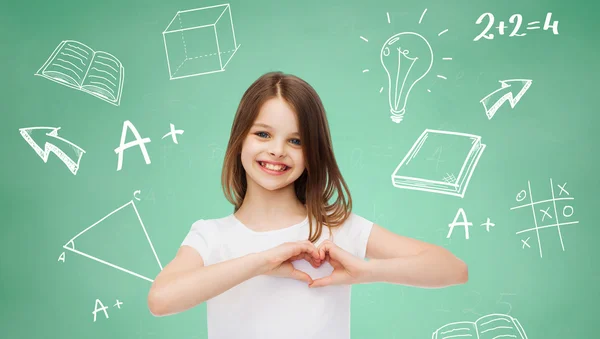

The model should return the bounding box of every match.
[432,313,528,339]
[35,40,124,106]
[391,129,486,198]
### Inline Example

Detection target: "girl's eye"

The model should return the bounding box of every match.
[255,132,301,146]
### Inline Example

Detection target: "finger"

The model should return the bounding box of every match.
[309,256,322,268]
[300,253,312,264]
[319,241,349,262]
[296,250,320,267]
[318,239,334,251]
[304,252,320,264]
[291,268,313,284]
[319,243,331,260]
[287,243,317,264]
[291,242,314,258]
[303,242,320,260]
[302,240,315,248]
[298,240,313,250]
[309,274,334,288]
[318,240,333,259]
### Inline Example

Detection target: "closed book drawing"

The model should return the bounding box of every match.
[391,129,485,198]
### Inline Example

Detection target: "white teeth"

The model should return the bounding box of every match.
[260,161,287,171]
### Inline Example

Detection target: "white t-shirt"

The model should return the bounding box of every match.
[180,212,374,339]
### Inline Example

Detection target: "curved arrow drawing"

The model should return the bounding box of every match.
[480,79,532,120]
[19,126,86,175]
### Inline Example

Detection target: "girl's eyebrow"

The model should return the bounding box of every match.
[252,122,272,129]
[252,122,300,137]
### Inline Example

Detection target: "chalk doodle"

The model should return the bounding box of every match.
[360,8,453,123]
[92,298,124,322]
[19,126,86,175]
[474,12,559,41]
[447,208,473,240]
[480,218,495,232]
[114,120,184,171]
[162,123,184,144]
[391,129,485,198]
[35,40,124,105]
[432,313,528,339]
[445,209,496,240]
[60,192,163,282]
[163,4,241,80]
[510,179,578,258]
[480,79,532,120]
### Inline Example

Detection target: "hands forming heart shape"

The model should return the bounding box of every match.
[262,239,368,288]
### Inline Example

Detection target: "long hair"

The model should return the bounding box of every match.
[221,71,352,243]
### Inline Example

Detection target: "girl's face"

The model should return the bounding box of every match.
[240,96,306,192]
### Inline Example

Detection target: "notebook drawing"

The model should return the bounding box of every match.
[35,40,124,106]
[391,129,486,198]
[432,313,528,339]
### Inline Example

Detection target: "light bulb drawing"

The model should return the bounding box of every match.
[360,8,453,124]
[380,32,433,123]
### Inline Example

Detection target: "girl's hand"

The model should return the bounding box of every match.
[259,240,322,284]
[309,240,369,288]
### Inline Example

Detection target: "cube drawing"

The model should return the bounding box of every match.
[163,3,240,80]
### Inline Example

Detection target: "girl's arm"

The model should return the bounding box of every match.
[363,247,468,288]
[148,240,319,316]
[147,246,266,316]
[363,223,468,288]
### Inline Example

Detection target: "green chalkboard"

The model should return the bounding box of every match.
[2,0,598,338]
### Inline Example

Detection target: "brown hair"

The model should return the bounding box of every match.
[220,71,353,243]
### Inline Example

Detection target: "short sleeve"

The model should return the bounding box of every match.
[180,219,213,262]
[346,213,374,259]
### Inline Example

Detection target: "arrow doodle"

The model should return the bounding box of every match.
[480,79,532,120]
[19,126,86,175]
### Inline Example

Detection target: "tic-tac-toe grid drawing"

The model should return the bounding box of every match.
[510,178,578,258]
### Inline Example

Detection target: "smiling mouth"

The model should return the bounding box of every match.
[258,161,289,172]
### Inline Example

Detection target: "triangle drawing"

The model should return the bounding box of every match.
[63,200,163,283]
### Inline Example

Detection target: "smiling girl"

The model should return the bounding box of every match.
[147,71,468,339]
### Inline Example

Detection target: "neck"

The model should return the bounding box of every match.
[236,180,306,220]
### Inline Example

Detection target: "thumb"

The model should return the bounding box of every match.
[290,267,313,284]
[309,274,334,288]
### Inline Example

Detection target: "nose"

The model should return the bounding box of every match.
[268,140,286,158]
